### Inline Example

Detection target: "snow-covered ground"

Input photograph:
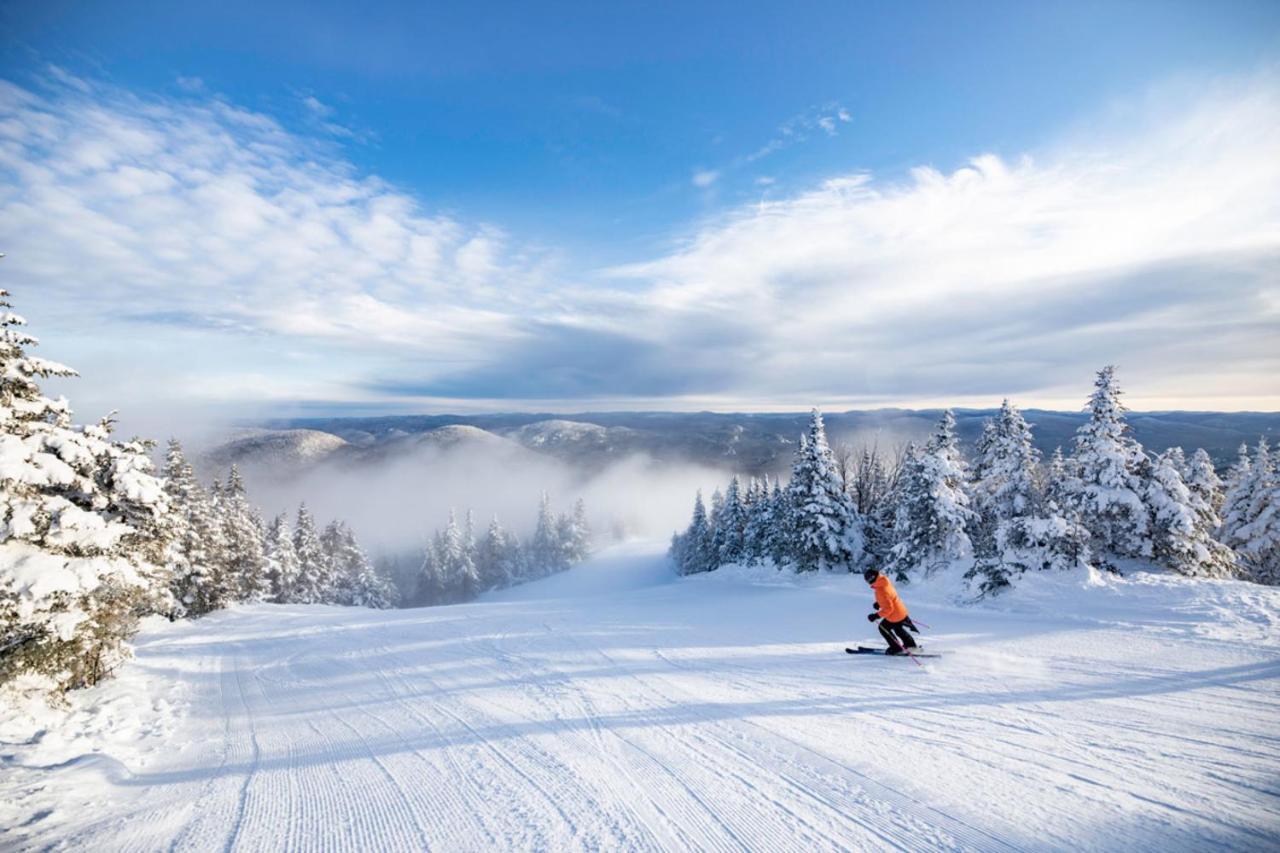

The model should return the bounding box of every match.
[4,542,1279,851]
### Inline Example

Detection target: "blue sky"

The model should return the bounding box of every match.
[1,1,1278,427]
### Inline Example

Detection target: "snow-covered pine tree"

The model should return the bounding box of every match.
[706,487,725,570]
[530,492,561,578]
[765,477,793,568]
[785,410,863,572]
[220,466,270,602]
[438,509,479,602]
[162,438,226,617]
[888,411,974,578]
[320,520,354,604]
[476,515,515,591]
[0,286,172,695]
[670,490,716,574]
[859,450,899,567]
[326,523,395,608]
[291,503,329,604]
[1186,448,1226,519]
[1144,449,1237,578]
[560,499,591,565]
[741,474,772,565]
[716,476,748,566]
[415,533,447,606]
[1163,447,1190,480]
[263,513,299,604]
[1220,443,1253,548]
[1232,439,1279,584]
[1068,366,1151,564]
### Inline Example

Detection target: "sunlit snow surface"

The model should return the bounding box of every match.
[3,542,1279,850]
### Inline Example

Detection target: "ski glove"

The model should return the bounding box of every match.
[867,612,880,622]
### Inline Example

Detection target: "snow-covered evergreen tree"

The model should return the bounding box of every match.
[716,476,748,565]
[670,490,716,574]
[291,503,329,604]
[1068,366,1151,563]
[1163,446,1190,480]
[437,510,479,602]
[1186,448,1225,519]
[529,492,570,578]
[965,401,1091,592]
[415,534,447,606]
[477,516,518,591]
[1220,443,1253,548]
[324,522,395,608]
[1145,450,1237,578]
[1231,439,1279,584]
[888,411,974,577]
[969,400,1040,560]
[558,499,591,565]
[0,286,171,695]
[162,439,225,617]
[785,410,863,572]
[765,478,793,568]
[263,513,299,604]
[220,466,270,602]
[742,474,775,565]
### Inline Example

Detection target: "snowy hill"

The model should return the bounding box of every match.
[199,428,348,477]
[272,410,1280,476]
[4,544,1278,850]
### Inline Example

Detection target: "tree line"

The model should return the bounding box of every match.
[671,366,1278,591]
[408,495,591,607]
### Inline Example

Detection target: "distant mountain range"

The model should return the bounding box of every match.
[219,409,1280,478]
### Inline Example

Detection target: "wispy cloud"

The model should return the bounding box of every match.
[1,68,1277,416]
[0,70,554,413]
[743,102,853,164]
[609,72,1280,408]
[691,169,719,188]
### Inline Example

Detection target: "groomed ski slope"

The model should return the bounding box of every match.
[4,542,1280,851]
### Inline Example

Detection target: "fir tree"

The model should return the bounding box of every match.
[263,513,300,603]
[439,510,479,602]
[716,476,748,565]
[1069,366,1151,563]
[530,492,563,578]
[477,516,516,591]
[1232,439,1279,583]
[671,490,715,574]
[1220,443,1253,547]
[415,534,447,606]
[291,503,329,604]
[889,411,974,578]
[559,499,591,565]
[1186,448,1226,519]
[742,474,773,565]
[220,466,270,602]
[0,286,171,695]
[765,478,793,568]
[162,439,226,617]
[786,409,863,572]
[1145,450,1237,578]
[966,401,1091,592]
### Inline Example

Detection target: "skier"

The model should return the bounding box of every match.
[863,568,920,655]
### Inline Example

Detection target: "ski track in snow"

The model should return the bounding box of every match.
[4,542,1280,851]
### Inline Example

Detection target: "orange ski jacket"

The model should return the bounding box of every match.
[871,575,909,622]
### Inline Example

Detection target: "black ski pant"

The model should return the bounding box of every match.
[878,617,918,651]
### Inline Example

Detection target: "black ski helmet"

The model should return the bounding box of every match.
[863,568,879,583]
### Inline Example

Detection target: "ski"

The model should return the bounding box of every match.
[845,646,942,658]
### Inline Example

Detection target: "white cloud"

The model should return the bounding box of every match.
[609,72,1280,409]
[744,102,853,163]
[691,169,719,188]
[1,69,1277,418]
